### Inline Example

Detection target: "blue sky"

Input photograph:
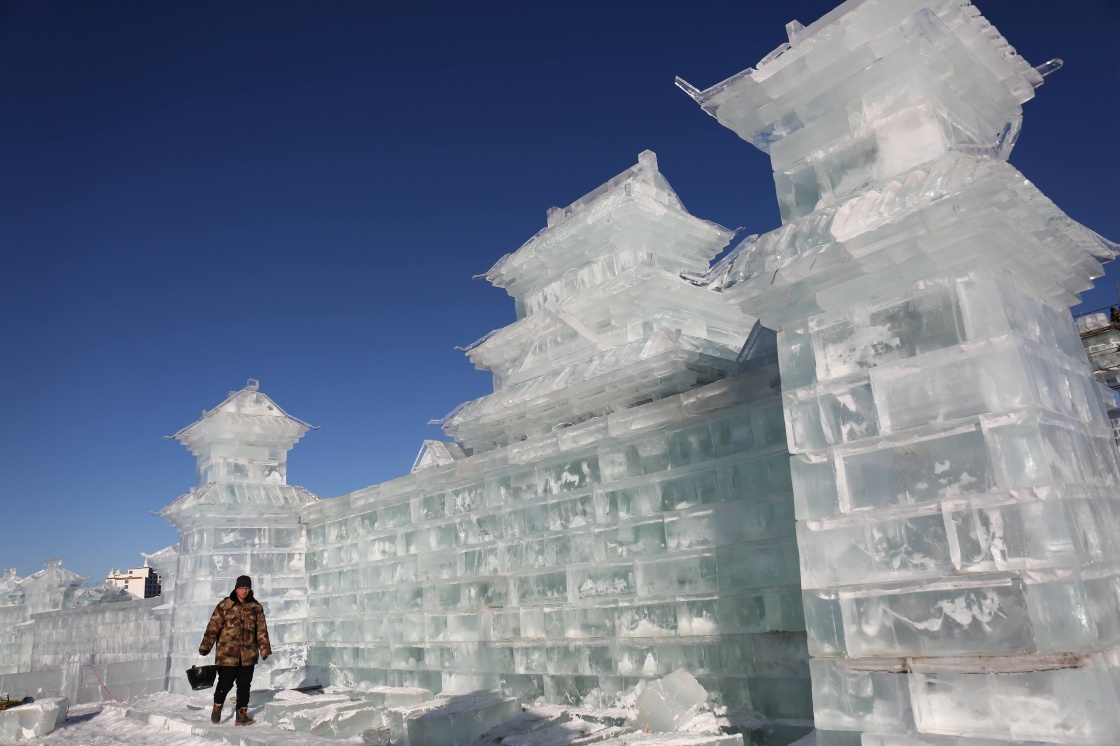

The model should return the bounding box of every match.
[2,1,1117,581]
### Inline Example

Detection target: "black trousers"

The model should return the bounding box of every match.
[214,663,254,709]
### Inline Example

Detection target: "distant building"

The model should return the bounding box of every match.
[1076,308,1120,446]
[105,562,161,599]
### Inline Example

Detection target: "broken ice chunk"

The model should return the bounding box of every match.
[0,697,68,742]
[630,669,708,733]
[389,693,522,746]
[477,705,570,746]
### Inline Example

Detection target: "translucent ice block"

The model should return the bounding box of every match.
[631,668,709,733]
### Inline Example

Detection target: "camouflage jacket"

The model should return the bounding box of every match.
[199,590,271,667]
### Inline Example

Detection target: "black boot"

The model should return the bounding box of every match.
[235,707,254,726]
[210,703,222,724]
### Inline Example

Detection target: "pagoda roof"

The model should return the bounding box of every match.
[690,155,1118,327]
[411,440,468,473]
[22,558,86,589]
[464,264,752,379]
[441,329,740,451]
[157,482,321,521]
[169,379,316,448]
[481,151,732,295]
[676,0,1045,153]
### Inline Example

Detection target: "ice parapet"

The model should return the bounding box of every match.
[682,0,1120,743]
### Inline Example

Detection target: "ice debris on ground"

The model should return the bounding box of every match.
[629,669,708,733]
[26,672,752,746]
[0,696,67,742]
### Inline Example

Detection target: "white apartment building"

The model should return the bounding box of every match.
[105,562,161,599]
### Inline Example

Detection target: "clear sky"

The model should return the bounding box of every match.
[2,1,1118,582]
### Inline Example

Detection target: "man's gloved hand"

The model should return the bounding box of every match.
[199,646,209,656]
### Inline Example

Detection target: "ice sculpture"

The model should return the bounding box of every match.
[679,1,1120,743]
[159,378,320,693]
[443,151,749,451]
[298,152,812,739]
[0,557,170,704]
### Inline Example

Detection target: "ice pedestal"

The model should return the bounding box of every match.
[0,697,67,741]
[681,0,1120,742]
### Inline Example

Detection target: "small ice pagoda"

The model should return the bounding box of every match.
[159,379,320,693]
[680,0,1120,743]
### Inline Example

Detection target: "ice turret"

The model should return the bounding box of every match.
[169,378,313,487]
[678,0,1054,225]
[683,1,1120,743]
[160,381,319,694]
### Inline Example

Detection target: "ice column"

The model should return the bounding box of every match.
[159,379,319,693]
[680,1,1120,743]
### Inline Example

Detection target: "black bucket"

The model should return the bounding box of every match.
[186,664,217,690]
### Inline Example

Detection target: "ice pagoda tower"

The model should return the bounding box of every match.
[444,150,753,451]
[159,379,319,694]
[681,1,1120,743]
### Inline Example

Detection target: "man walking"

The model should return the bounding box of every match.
[199,575,271,726]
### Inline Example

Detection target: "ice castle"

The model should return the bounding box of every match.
[3,1,1119,744]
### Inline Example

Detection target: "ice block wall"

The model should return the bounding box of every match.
[300,153,814,739]
[159,380,319,694]
[28,596,170,703]
[303,371,810,725]
[0,561,170,703]
[0,569,31,675]
[680,1,1120,744]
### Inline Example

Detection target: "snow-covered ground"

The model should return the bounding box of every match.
[28,703,213,746]
[18,690,815,745]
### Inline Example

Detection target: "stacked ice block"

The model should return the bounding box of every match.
[0,559,169,703]
[680,1,1120,743]
[31,596,170,702]
[159,379,320,693]
[302,370,809,725]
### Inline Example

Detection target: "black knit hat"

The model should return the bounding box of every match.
[235,575,252,590]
